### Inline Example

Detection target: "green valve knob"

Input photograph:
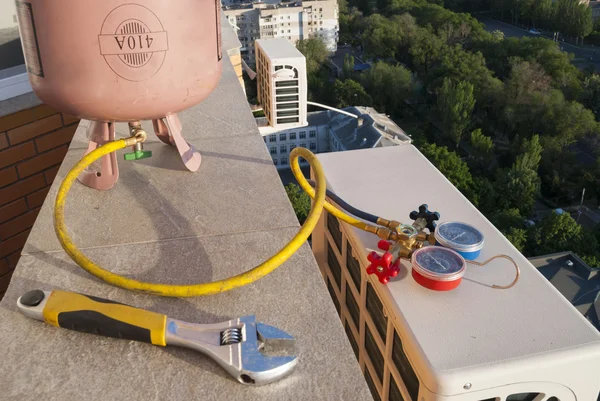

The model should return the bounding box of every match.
[124,149,152,161]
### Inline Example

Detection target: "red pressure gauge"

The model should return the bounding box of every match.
[410,246,466,291]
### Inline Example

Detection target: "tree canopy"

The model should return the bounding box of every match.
[284,183,311,225]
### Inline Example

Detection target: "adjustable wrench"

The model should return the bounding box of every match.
[17,290,297,385]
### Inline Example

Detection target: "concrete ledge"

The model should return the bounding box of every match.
[0,50,371,399]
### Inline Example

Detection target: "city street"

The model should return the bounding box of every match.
[479,17,600,71]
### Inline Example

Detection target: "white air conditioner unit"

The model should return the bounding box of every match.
[254,38,308,131]
[312,146,600,401]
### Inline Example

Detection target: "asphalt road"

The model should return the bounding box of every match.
[479,17,600,71]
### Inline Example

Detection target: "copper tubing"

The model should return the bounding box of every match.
[468,255,520,289]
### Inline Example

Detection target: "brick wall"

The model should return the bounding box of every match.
[0,105,79,300]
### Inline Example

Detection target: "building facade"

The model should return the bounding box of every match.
[255,38,308,130]
[258,106,412,169]
[224,0,338,64]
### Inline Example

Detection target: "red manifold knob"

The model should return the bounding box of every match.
[367,241,401,284]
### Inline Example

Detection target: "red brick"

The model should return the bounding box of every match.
[0,259,8,275]
[0,142,36,169]
[7,114,62,145]
[0,229,30,258]
[17,145,69,178]
[0,199,28,223]
[0,174,45,207]
[35,125,77,152]
[26,186,50,208]
[0,271,14,293]
[31,104,58,120]
[6,251,20,269]
[62,114,80,125]
[0,208,40,240]
[44,165,61,185]
[0,133,7,151]
[0,109,36,132]
[0,167,18,188]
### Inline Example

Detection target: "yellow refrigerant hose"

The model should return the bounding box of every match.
[54,136,374,297]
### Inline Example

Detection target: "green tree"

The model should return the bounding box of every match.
[284,183,311,225]
[532,0,554,29]
[361,62,415,116]
[437,77,476,147]
[506,227,528,252]
[419,143,474,196]
[491,29,505,41]
[472,176,497,214]
[518,134,543,170]
[408,27,445,73]
[361,14,404,59]
[495,163,540,215]
[526,211,600,259]
[296,38,329,75]
[342,54,355,79]
[581,75,600,118]
[470,128,495,163]
[334,79,373,107]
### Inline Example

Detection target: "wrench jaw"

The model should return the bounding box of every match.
[239,317,298,385]
[165,315,298,386]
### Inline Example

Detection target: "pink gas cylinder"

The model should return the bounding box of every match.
[16,0,223,189]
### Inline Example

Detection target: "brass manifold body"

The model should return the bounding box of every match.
[366,217,435,261]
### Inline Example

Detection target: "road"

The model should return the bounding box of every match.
[479,18,600,71]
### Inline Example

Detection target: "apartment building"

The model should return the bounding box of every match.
[257,106,412,169]
[255,38,308,130]
[223,0,338,64]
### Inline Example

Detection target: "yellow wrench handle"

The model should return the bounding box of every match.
[43,290,167,346]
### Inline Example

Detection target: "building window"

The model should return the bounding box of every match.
[281,157,288,165]
[290,132,297,140]
[320,21,323,25]
[273,159,278,166]
[279,133,287,141]
[310,142,317,150]
[269,135,276,142]
[300,143,306,148]
[280,145,287,154]
[299,132,306,139]
[288,30,291,33]
[290,144,296,151]
[263,136,267,143]
[270,147,277,155]
[309,130,316,138]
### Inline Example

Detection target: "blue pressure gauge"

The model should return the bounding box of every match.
[434,221,485,260]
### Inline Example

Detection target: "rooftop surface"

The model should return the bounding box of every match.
[258,106,411,149]
[0,55,372,399]
[529,251,600,330]
[317,146,600,392]
[256,38,305,60]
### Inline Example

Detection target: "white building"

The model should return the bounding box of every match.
[257,106,412,169]
[224,0,339,65]
[255,38,308,130]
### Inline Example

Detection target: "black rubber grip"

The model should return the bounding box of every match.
[57,311,152,343]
